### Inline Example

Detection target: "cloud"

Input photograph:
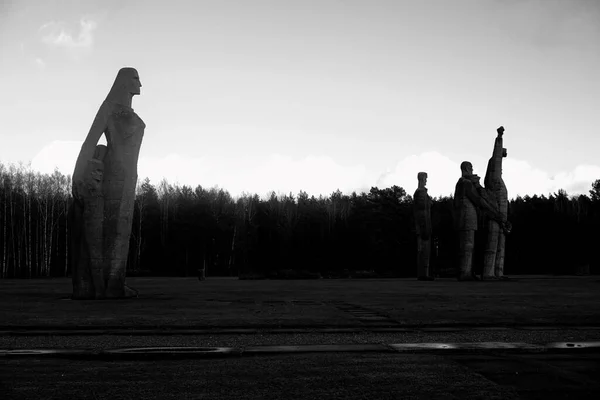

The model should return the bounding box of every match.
[376,151,460,198]
[34,58,46,69]
[140,153,370,199]
[502,160,600,198]
[236,154,369,198]
[547,164,600,196]
[39,18,97,53]
[29,143,600,200]
[29,142,370,199]
[30,140,81,176]
[378,152,600,199]
[30,142,218,190]
[137,154,214,189]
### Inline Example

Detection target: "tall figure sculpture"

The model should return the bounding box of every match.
[453,162,504,281]
[482,126,510,279]
[413,172,434,280]
[71,67,144,299]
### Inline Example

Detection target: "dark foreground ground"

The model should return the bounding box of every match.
[2,352,600,399]
[1,276,599,399]
[1,276,599,328]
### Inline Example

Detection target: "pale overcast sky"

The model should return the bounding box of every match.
[0,0,598,198]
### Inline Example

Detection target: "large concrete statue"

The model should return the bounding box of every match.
[453,161,505,281]
[70,67,144,299]
[413,172,434,280]
[482,126,510,279]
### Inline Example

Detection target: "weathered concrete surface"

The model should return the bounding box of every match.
[483,126,510,279]
[454,160,504,281]
[413,172,433,280]
[71,68,144,299]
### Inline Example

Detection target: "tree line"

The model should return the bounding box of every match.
[1,161,599,279]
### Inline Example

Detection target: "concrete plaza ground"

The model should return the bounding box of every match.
[1,275,599,328]
[1,276,599,398]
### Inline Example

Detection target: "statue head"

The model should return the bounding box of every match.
[460,161,473,177]
[106,67,142,103]
[417,172,428,188]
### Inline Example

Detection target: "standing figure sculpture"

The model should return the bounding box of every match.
[482,126,510,279]
[453,161,505,281]
[70,67,144,299]
[413,172,434,280]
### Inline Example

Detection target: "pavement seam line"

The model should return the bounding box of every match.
[2,342,600,359]
[2,325,600,336]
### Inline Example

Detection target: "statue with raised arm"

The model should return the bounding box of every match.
[413,172,434,280]
[453,161,505,281]
[70,67,144,299]
[482,126,510,280]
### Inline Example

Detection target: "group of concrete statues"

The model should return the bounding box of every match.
[70,67,510,299]
[413,127,511,281]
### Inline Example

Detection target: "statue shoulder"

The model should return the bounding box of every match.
[90,101,116,121]
[457,177,473,187]
[100,100,115,111]
[414,188,428,199]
